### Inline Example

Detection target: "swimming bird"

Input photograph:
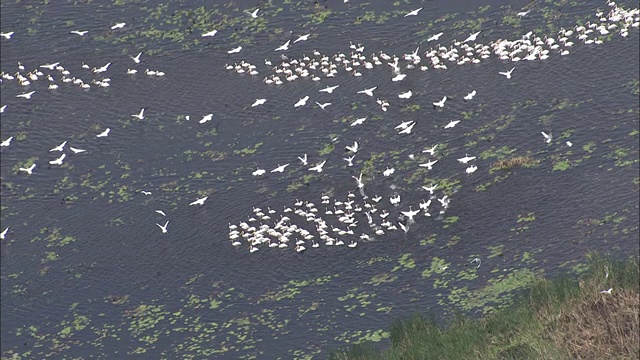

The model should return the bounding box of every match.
[498,67,515,79]
[457,154,476,164]
[309,160,327,172]
[464,31,481,43]
[357,87,377,96]
[383,167,395,177]
[316,102,332,110]
[298,154,308,165]
[466,165,478,174]
[566,141,573,147]
[421,184,437,194]
[19,163,36,175]
[471,257,481,268]
[344,155,355,166]
[245,8,260,18]
[49,153,66,165]
[96,128,110,137]
[398,121,416,134]
[252,168,266,176]
[294,34,310,43]
[1,32,15,39]
[132,108,145,120]
[294,96,309,108]
[423,144,438,155]
[275,40,291,51]
[319,85,340,93]
[202,30,218,37]
[155,210,166,216]
[427,32,444,42]
[156,220,169,233]
[404,7,423,17]
[130,52,142,64]
[16,91,36,99]
[271,164,290,173]
[398,90,412,99]
[127,69,137,75]
[93,62,111,73]
[252,98,266,107]
[70,30,88,36]
[190,196,208,206]
[541,131,552,143]
[49,141,67,152]
[200,114,213,124]
[351,117,366,127]
[419,159,438,170]
[111,22,126,30]
[391,73,406,82]
[228,46,243,54]
[464,90,477,101]
[444,120,460,129]
[346,141,359,153]
[433,96,447,108]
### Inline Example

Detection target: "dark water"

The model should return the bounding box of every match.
[1,0,638,358]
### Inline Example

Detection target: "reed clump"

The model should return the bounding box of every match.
[491,156,540,171]
[329,254,639,360]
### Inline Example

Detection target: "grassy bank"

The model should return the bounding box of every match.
[329,254,639,360]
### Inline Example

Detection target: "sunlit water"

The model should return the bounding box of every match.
[1,0,638,358]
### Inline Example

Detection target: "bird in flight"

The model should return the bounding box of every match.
[19,163,36,175]
[132,108,145,120]
[404,7,423,17]
[49,153,66,165]
[96,128,110,137]
[70,30,88,36]
[50,141,67,152]
[190,196,208,206]
[130,52,142,64]
[499,67,515,79]
[157,221,169,233]
[357,87,377,96]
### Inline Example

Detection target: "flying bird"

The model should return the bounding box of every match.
[294,96,309,108]
[357,87,377,96]
[297,154,308,165]
[70,30,88,36]
[111,22,126,30]
[202,30,218,37]
[190,196,208,206]
[132,108,145,120]
[398,121,416,134]
[275,40,291,51]
[200,114,213,124]
[316,102,332,110]
[499,67,515,79]
[271,164,290,173]
[49,141,67,152]
[155,210,166,216]
[464,90,477,101]
[433,96,447,108]
[423,144,438,155]
[252,168,266,176]
[541,131,552,143]
[1,32,15,39]
[16,91,36,99]
[398,91,412,99]
[427,32,444,42]
[156,221,169,233]
[228,46,243,54]
[319,85,340,93]
[49,153,66,165]
[1,136,13,147]
[309,160,327,172]
[404,7,423,17]
[19,163,36,175]
[96,128,110,137]
[69,147,86,154]
[444,120,460,129]
[252,98,266,107]
[0,227,8,239]
[130,52,142,64]
[346,141,359,153]
[464,31,481,43]
[294,34,310,43]
[245,8,260,18]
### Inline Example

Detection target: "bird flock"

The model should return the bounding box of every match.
[0,1,637,249]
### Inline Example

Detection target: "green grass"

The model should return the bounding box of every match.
[329,253,639,360]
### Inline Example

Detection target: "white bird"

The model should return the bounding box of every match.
[419,159,438,170]
[401,206,421,220]
[271,164,290,173]
[70,30,88,36]
[0,105,6,113]
[275,40,291,51]
[421,184,437,194]
[93,62,111,73]
[132,108,145,120]
[427,32,444,42]
[96,128,110,137]
[499,67,515,79]
[50,141,67,152]
[383,167,395,177]
[319,85,340,93]
[202,30,218,37]
[111,22,126,30]
[141,190,152,195]
[316,102,332,110]
[252,98,266,107]
[70,147,86,154]
[49,153,66,165]
[39,62,60,70]
[156,221,169,233]
[398,90,412,99]
[433,96,447,108]
[351,117,366,127]
[200,114,213,124]
[423,145,438,155]
[444,120,460,129]
[190,196,208,206]
[130,52,142,64]
[294,96,309,108]
[464,90,477,101]
[466,165,478,174]
[395,120,414,130]
[252,168,266,176]
[19,163,36,175]
[352,173,365,188]
[246,8,260,18]
[457,154,476,164]
[228,46,243,54]
[309,160,327,172]
[419,199,432,210]
[404,7,423,17]
[155,210,166,216]
[1,136,12,147]
[398,121,416,134]
[541,131,552,144]
[294,34,310,43]
[0,227,9,240]
[566,141,573,147]
[517,10,530,17]
[16,91,36,99]
[346,141,359,153]
[464,31,481,43]
[600,288,613,294]
[127,69,138,75]
[0,32,15,39]
[390,194,401,205]
[298,154,308,165]
[357,87,377,96]
[344,155,355,167]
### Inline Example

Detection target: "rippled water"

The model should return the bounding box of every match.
[1,0,638,358]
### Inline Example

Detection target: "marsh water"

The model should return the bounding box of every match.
[1,0,638,358]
